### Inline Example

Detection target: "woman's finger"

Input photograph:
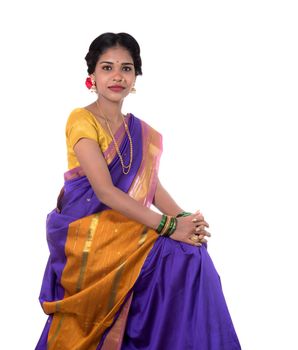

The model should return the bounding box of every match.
[198,230,211,237]
[195,225,206,231]
[193,218,209,227]
[195,225,211,234]
[191,212,204,220]
[198,235,209,242]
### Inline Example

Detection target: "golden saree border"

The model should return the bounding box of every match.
[64,166,86,181]
[43,210,158,350]
[101,293,133,350]
[128,121,163,206]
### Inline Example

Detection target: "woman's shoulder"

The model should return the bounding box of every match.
[67,107,95,123]
[65,107,100,145]
[66,107,98,130]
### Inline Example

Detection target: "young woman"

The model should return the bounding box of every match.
[36,32,241,350]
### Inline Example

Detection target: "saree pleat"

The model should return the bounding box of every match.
[121,238,241,350]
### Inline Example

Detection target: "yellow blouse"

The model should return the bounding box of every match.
[65,108,112,169]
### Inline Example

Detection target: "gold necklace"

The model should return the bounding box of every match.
[96,100,133,175]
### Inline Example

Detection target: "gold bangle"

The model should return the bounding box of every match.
[160,216,171,236]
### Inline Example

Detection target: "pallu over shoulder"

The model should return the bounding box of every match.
[36,114,163,350]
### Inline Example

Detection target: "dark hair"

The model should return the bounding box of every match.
[85,32,142,76]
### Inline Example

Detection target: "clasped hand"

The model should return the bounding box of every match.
[171,211,211,247]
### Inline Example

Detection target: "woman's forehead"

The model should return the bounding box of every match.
[99,46,133,62]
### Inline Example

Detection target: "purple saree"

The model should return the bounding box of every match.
[36,114,241,350]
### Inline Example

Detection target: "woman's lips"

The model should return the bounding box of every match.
[108,85,125,92]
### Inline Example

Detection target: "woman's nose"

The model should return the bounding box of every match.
[112,71,124,82]
[113,76,123,82]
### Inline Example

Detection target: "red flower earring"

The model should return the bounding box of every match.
[85,77,97,93]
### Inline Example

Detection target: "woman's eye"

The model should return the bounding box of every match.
[102,65,112,71]
[122,66,132,72]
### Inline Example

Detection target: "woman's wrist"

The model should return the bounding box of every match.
[156,214,178,237]
[154,211,192,238]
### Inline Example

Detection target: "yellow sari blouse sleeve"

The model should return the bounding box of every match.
[66,108,98,146]
[66,108,104,169]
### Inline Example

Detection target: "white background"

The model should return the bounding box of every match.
[0,1,297,349]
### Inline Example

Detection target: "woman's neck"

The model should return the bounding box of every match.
[95,98,124,125]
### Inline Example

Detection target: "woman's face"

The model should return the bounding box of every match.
[92,45,136,102]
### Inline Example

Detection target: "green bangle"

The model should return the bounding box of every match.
[167,217,177,236]
[164,217,175,236]
[176,211,192,218]
[157,214,167,234]
[160,216,171,236]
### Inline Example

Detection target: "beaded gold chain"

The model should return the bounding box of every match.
[96,100,133,175]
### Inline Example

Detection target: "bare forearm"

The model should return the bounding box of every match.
[153,179,184,216]
[73,139,162,229]
[100,186,162,229]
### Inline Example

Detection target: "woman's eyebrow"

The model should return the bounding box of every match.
[99,61,134,65]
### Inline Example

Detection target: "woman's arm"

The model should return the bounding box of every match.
[74,138,209,245]
[74,138,162,229]
[153,179,184,216]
